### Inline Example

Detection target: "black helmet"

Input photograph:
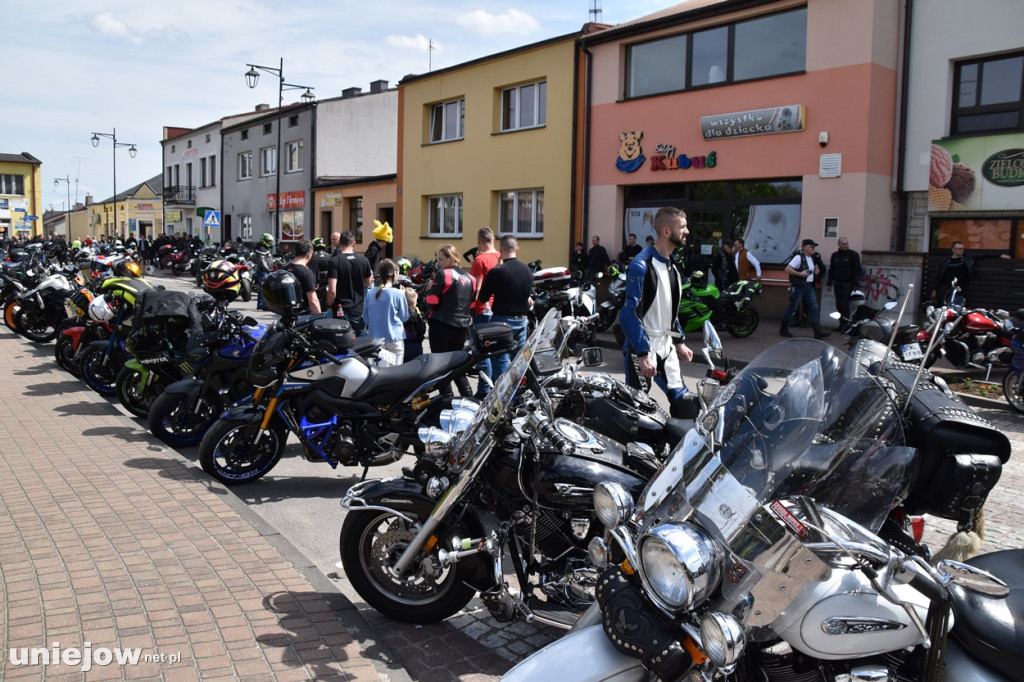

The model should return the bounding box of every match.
[261,270,301,316]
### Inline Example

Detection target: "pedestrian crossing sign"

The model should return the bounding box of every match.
[204,210,221,228]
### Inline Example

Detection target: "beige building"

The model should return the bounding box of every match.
[0,152,44,239]
[83,174,164,242]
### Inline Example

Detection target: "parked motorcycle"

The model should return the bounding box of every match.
[1001,311,1024,413]
[678,270,762,338]
[832,289,931,364]
[531,268,601,356]
[79,278,155,395]
[594,268,626,333]
[503,336,1014,682]
[12,266,79,343]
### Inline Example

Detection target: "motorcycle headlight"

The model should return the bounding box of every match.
[638,523,722,613]
[593,482,633,529]
[439,398,480,435]
[699,611,745,669]
[418,426,454,457]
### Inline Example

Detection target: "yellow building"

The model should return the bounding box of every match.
[84,174,164,242]
[0,152,44,239]
[397,32,582,265]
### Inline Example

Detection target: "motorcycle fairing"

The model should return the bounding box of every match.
[499,624,644,682]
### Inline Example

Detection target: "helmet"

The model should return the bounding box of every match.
[312,237,326,251]
[261,232,275,248]
[850,290,867,307]
[396,257,412,276]
[88,294,116,322]
[71,240,82,251]
[113,239,123,249]
[203,259,242,302]
[372,220,393,244]
[112,258,142,278]
[261,270,302,316]
[607,264,622,277]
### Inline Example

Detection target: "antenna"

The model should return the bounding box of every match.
[590,0,602,22]
[429,39,434,71]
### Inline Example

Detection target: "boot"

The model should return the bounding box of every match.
[779,324,793,338]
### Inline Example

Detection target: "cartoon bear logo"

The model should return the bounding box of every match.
[616,131,645,173]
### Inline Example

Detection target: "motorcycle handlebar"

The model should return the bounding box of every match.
[529,412,574,456]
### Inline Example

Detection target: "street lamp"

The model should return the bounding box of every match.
[89,128,137,240]
[244,58,315,239]
[54,176,72,240]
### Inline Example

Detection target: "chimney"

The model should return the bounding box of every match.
[370,79,388,93]
[85,195,93,206]
[255,103,270,112]
[342,87,362,99]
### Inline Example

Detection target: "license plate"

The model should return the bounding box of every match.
[377,348,397,366]
[901,342,923,361]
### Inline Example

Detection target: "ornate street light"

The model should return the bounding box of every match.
[243,58,315,239]
[89,128,137,239]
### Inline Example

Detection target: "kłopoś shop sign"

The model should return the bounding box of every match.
[701,105,805,140]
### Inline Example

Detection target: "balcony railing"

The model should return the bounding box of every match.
[163,185,196,204]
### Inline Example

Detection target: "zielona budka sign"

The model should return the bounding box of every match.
[983,149,1024,187]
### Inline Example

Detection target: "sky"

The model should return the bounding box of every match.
[4,0,674,216]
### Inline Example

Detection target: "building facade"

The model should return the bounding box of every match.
[0,152,44,239]
[397,33,580,264]
[161,122,222,242]
[84,175,163,243]
[582,0,900,313]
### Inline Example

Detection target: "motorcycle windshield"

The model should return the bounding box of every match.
[637,338,913,541]
[447,309,561,472]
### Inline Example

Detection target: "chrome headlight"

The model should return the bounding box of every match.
[593,482,634,529]
[638,523,722,613]
[440,398,479,434]
[418,426,454,457]
[699,611,745,669]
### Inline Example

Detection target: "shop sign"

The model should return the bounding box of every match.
[166,210,183,222]
[136,203,154,211]
[267,190,306,211]
[982,149,1024,187]
[615,131,717,174]
[700,105,804,140]
[929,134,1024,212]
[321,190,344,207]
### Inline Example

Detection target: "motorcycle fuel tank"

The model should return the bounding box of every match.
[964,311,1000,334]
[286,357,369,398]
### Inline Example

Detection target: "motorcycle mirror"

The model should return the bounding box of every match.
[829,311,842,320]
[242,316,259,327]
[702,321,723,356]
[936,560,1010,597]
[883,301,898,311]
[581,347,604,367]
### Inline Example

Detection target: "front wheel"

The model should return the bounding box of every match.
[116,366,167,419]
[339,510,476,624]
[1003,370,1024,413]
[4,300,22,333]
[725,306,759,338]
[198,417,286,484]
[54,334,82,376]
[240,279,252,303]
[14,308,57,343]
[148,390,221,447]
[81,346,121,396]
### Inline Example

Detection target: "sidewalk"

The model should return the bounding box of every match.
[0,333,409,680]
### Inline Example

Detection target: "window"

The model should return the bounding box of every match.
[501,81,546,131]
[0,174,25,195]
[286,141,303,172]
[260,147,276,176]
[953,51,1024,135]
[205,133,211,143]
[288,115,299,128]
[263,123,272,135]
[625,7,806,97]
[348,197,363,241]
[498,189,544,236]
[429,99,465,143]
[187,140,192,149]
[240,215,253,241]
[428,195,463,236]
[238,152,253,180]
[241,130,249,141]
[200,158,208,188]
[208,156,216,187]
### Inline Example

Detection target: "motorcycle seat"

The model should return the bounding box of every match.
[664,418,693,445]
[949,549,1024,681]
[351,350,472,401]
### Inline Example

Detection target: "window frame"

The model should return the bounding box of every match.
[427,194,464,237]
[624,6,806,99]
[429,98,465,143]
[498,188,544,237]
[951,50,1024,136]
[286,140,303,173]
[238,152,253,181]
[260,146,277,177]
[0,174,26,196]
[500,80,547,132]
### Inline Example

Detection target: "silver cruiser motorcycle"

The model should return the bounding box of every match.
[504,339,1021,682]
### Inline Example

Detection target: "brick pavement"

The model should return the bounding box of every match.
[0,332,407,681]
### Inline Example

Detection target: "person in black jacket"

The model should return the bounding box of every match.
[478,235,533,381]
[827,237,863,325]
[424,243,476,396]
[709,240,738,288]
[932,241,973,304]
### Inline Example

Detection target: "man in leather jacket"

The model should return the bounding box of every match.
[619,207,694,417]
[252,233,277,311]
[710,240,738,288]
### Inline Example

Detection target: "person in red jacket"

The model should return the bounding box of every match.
[424,244,477,396]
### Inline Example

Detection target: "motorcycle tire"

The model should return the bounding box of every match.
[4,300,22,333]
[340,509,476,624]
[13,308,57,343]
[594,309,616,333]
[148,391,221,447]
[726,307,759,338]
[115,366,167,419]
[198,417,286,485]
[80,346,122,396]
[240,279,252,303]
[1003,371,1024,413]
[54,334,82,377]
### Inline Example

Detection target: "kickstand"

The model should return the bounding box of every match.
[360,465,369,481]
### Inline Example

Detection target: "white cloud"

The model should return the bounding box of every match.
[92,12,138,43]
[455,9,540,36]
[385,34,433,51]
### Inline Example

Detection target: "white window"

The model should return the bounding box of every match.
[238,152,252,180]
[260,147,276,176]
[240,215,253,240]
[429,99,465,143]
[501,81,546,131]
[200,157,208,188]
[0,174,24,195]
[428,195,463,236]
[208,156,216,187]
[498,189,544,236]
[286,141,303,173]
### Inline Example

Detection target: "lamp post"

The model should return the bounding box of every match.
[90,128,136,240]
[244,58,315,240]
[54,176,72,240]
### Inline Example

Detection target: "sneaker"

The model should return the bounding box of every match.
[815,331,832,339]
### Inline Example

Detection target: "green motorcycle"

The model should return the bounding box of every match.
[678,271,762,337]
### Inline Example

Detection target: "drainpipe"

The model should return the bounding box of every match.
[569,39,581,253]
[581,43,594,246]
[895,0,914,251]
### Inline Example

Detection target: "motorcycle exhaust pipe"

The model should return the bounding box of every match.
[437,536,492,565]
[368,448,403,466]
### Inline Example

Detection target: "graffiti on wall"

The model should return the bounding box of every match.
[861,267,901,303]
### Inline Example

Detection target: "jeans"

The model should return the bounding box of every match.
[341,313,366,337]
[255,270,268,310]
[490,315,529,380]
[783,284,824,334]
[472,312,493,396]
[833,282,855,323]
